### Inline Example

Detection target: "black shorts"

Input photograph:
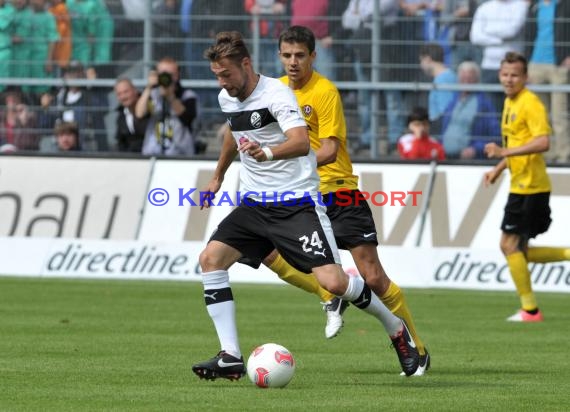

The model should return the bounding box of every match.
[325,190,378,249]
[211,197,340,273]
[501,192,551,239]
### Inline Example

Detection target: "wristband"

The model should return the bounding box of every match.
[261,147,274,161]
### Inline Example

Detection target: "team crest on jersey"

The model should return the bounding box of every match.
[303,105,312,117]
[510,113,516,122]
[250,111,262,128]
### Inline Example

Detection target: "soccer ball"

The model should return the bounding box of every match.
[246,343,295,388]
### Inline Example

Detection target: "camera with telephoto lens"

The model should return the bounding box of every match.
[157,71,173,87]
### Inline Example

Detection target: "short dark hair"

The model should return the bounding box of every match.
[419,43,445,63]
[278,25,316,54]
[407,106,429,124]
[500,52,528,74]
[204,31,251,64]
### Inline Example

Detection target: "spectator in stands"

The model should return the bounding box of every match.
[112,0,144,66]
[153,0,184,61]
[0,89,39,150]
[90,0,114,77]
[114,78,148,153]
[342,0,404,151]
[399,1,444,81]
[48,0,72,75]
[470,0,528,83]
[182,0,246,80]
[419,43,457,135]
[441,61,500,159]
[135,57,198,156]
[10,0,33,95]
[469,0,528,110]
[53,121,80,151]
[38,60,108,151]
[438,0,481,68]
[244,0,287,77]
[290,0,349,81]
[67,0,95,66]
[0,0,15,93]
[27,0,59,97]
[181,0,246,113]
[526,0,570,163]
[379,0,409,151]
[398,106,446,160]
[180,0,208,80]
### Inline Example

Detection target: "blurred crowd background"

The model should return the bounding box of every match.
[0,0,569,162]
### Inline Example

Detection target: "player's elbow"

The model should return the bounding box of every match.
[320,151,337,166]
[543,138,550,152]
[539,136,550,152]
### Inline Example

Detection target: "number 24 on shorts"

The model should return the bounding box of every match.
[299,231,325,256]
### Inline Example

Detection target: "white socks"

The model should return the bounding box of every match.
[202,270,241,358]
[341,275,402,336]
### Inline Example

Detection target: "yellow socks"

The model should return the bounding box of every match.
[269,254,335,302]
[527,247,570,263]
[380,282,426,356]
[506,251,537,311]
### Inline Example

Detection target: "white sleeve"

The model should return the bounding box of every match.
[270,86,307,134]
[484,3,528,39]
[469,6,502,46]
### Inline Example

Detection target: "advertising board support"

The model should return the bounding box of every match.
[415,158,438,246]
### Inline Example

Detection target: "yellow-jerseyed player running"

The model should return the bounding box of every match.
[257,25,429,376]
[484,52,570,322]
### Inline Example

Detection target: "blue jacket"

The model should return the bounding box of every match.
[441,92,501,158]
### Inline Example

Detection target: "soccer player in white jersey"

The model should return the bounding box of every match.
[192,31,420,381]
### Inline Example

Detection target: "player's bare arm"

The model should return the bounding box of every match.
[484,158,507,187]
[202,125,238,209]
[484,136,550,159]
[316,137,339,166]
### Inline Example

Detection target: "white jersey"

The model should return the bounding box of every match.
[219,75,319,201]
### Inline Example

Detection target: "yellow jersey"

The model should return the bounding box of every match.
[501,88,551,194]
[280,72,358,193]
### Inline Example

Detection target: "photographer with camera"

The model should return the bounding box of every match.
[135,57,199,156]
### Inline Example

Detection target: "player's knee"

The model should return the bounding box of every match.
[314,267,348,296]
[354,260,390,293]
[500,237,519,256]
[199,247,223,272]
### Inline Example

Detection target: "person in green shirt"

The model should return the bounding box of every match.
[90,0,113,66]
[0,0,15,92]
[67,0,96,66]
[28,0,59,95]
[10,0,32,86]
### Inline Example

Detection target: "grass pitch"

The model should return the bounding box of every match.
[0,277,569,411]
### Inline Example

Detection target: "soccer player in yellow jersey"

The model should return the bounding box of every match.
[258,25,428,375]
[484,52,570,322]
